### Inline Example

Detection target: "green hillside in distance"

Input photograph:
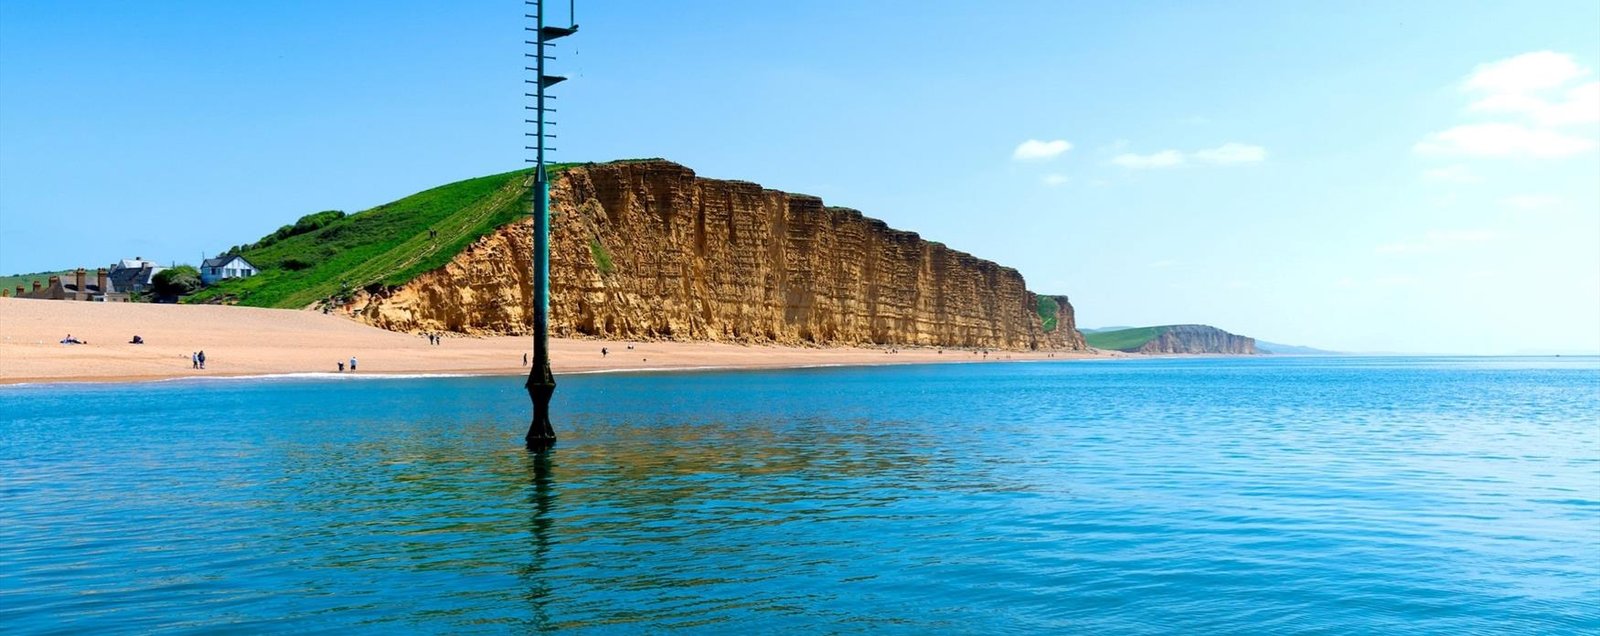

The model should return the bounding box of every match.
[0,270,73,294]
[1083,326,1162,351]
[188,165,576,309]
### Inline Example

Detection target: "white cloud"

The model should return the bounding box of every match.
[1192,142,1267,165]
[1112,150,1184,168]
[1421,165,1478,183]
[1375,275,1421,287]
[1110,142,1267,168]
[1417,51,1599,160]
[1013,139,1072,161]
[1465,51,1589,94]
[1040,173,1069,186]
[1425,229,1495,243]
[1377,228,1496,254]
[1375,242,1427,255]
[1469,81,1600,126]
[1501,194,1562,210]
[1413,123,1595,158]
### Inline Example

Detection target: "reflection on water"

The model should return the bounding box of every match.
[521,450,555,632]
[1,357,1598,633]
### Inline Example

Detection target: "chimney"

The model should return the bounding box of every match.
[75,268,88,299]
[97,268,108,294]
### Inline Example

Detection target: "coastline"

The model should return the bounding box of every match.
[0,297,1114,386]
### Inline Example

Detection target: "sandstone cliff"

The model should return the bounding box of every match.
[356,161,1085,350]
[1137,325,1256,354]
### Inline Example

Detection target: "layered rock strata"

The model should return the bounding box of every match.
[1137,325,1256,354]
[357,161,1084,350]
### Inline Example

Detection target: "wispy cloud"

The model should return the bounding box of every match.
[1375,275,1421,287]
[1192,142,1266,165]
[1376,229,1496,254]
[1469,81,1600,126]
[1500,194,1562,210]
[1421,164,1479,183]
[1336,275,1422,288]
[1013,139,1072,161]
[1112,150,1184,169]
[1414,123,1595,158]
[1416,51,1598,159]
[1465,51,1589,93]
[1111,142,1265,168]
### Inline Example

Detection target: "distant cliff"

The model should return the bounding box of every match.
[1085,324,1255,354]
[356,161,1086,350]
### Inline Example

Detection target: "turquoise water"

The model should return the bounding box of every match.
[2,357,1597,634]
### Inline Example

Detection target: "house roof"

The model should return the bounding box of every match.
[114,258,155,271]
[107,263,164,290]
[201,254,258,269]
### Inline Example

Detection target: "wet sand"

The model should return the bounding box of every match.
[0,298,1111,385]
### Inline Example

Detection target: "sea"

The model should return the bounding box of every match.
[1,356,1596,634]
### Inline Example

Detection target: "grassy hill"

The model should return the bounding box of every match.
[187,165,582,309]
[0,270,72,294]
[1083,326,1162,351]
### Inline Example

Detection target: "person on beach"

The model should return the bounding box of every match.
[523,353,528,366]
[602,347,608,357]
[338,361,345,372]
[349,357,357,372]
[192,352,199,369]
[197,350,206,369]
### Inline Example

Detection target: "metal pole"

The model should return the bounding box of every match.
[524,0,556,448]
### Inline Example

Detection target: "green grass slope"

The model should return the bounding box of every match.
[0,270,72,294]
[1083,326,1163,351]
[1035,296,1059,332]
[188,165,578,309]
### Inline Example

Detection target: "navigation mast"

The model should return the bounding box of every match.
[525,0,576,449]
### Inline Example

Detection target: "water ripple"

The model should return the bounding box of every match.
[1,356,1597,634]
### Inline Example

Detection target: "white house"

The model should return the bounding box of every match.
[200,254,261,285]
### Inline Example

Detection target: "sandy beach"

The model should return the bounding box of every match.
[0,298,1111,384]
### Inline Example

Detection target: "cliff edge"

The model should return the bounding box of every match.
[1084,324,1256,354]
[356,161,1086,350]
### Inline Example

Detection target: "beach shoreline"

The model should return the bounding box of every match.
[0,297,1115,385]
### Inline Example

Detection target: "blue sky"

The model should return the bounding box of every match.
[1,1,1597,354]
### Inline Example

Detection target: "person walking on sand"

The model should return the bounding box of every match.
[192,352,199,369]
[523,353,528,366]
[198,350,206,369]
[349,356,357,372]
[338,361,345,372]
[602,347,608,357]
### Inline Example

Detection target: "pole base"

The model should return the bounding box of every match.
[525,360,557,449]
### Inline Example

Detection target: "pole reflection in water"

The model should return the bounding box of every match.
[520,449,557,630]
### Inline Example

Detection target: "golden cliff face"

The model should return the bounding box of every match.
[357,161,1085,350]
